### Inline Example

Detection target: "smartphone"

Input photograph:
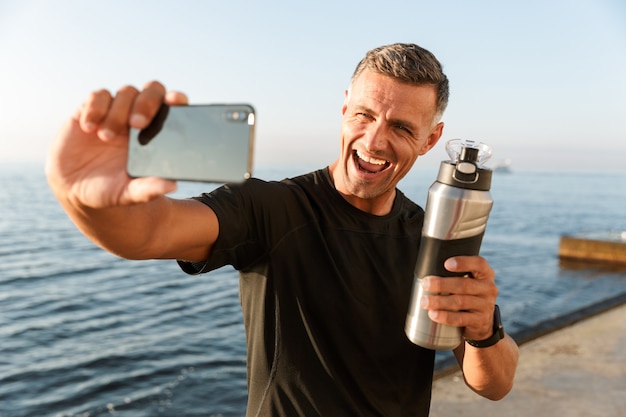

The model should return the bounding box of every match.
[127,103,255,183]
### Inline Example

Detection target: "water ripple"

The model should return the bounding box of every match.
[2,166,626,416]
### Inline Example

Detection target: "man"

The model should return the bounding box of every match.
[47,43,518,416]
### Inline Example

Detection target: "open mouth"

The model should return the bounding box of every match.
[353,150,390,174]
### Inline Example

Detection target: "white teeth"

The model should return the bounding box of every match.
[356,150,388,165]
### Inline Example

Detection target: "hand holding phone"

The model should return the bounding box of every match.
[127,103,256,184]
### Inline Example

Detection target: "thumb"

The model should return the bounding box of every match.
[125,177,178,204]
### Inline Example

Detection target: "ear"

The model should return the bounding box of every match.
[419,121,444,155]
[341,89,350,116]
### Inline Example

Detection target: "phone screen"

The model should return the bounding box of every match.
[127,104,255,183]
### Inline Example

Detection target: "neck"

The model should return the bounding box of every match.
[328,161,396,216]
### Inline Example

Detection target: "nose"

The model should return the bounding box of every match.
[363,124,388,153]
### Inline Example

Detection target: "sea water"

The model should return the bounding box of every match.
[2,163,626,417]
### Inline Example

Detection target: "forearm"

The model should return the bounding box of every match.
[455,334,519,400]
[55,192,175,260]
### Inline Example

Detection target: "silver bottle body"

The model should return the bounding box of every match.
[405,181,493,350]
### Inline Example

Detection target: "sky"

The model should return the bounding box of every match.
[1,0,625,172]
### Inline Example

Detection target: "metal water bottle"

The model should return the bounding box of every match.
[405,139,494,350]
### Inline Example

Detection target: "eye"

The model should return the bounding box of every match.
[355,112,374,121]
[394,123,413,136]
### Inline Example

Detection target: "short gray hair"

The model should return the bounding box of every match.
[351,43,449,119]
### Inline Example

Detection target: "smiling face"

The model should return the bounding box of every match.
[329,69,444,215]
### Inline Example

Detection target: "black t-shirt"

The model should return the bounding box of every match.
[179,168,435,417]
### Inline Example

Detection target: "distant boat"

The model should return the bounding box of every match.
[492,158,512,173]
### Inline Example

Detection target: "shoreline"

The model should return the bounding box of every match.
[434,291,626,378]
[430,300,626,416]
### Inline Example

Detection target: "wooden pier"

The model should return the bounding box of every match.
[559,233,626,265]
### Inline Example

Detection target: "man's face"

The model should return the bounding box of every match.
[332,69,444,214]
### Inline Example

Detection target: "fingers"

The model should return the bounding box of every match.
[421,278,497,301]
[421,284,496,339]
[421,256,496,296]
[427,307,494,341]
[125,177,178,204]
[420,255,498,335]
[77,81,186,142]
[420,289,493,317]
[79,89,113,133]
[127,81,167,129]
[98,85,140,141]
[444,256,494,280]
[164,90,189,106]
[128,82,188,129]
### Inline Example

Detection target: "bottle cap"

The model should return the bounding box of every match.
[438,139,493,191]
[446,139,492,166]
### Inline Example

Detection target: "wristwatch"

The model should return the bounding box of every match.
[465,305,504,348]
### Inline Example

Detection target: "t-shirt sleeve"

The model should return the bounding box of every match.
[177,179,280,275]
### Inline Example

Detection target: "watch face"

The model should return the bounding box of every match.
[494,305,503,328]
[494,305,504,336]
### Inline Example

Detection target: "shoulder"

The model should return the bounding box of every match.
[193,169,326,212]
[394,189,425,228]
[280,168,330,188]
[396,189,423,214]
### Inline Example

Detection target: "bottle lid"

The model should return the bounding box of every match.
[438,139,493,190]
[446,139,492,165]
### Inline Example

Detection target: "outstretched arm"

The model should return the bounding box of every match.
[46,81,218,262]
